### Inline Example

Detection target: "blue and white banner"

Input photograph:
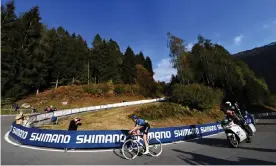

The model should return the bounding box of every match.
[9,122,223,149]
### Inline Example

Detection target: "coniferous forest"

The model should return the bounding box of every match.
[1,2,157,101]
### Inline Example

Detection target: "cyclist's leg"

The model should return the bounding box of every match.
[142,124,150,154]
[136,129,141,135]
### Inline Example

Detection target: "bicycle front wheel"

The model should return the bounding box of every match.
[121,139,140,160]
[148,138,162,157]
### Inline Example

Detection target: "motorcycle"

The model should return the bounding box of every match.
[220,119,253,148]
[244,113,256,134]
[233,102,256,134]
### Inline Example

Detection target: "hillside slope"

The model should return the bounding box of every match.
[7,84,149,112]
[234,42,276,93]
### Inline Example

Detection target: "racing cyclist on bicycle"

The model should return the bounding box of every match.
[128,114,151,154]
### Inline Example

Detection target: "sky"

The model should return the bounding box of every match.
[3,0,276,83]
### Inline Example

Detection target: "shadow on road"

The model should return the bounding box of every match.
[247,105,276,114]
[185,137,276,153]
[256,123,276,125]
[172,149,276,165]
[113,149,126,160]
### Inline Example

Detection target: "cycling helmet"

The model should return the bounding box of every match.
[132,114,137,119]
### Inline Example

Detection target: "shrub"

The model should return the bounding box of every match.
[48,91,56,99]
[155,83,164,97]
[98,83,113,93]
[265,94,276,107]
[1,98,16,107]
[123,84,133,94]
[133,102,190,120]
[114,84,141,95]
[83,86,102,95]
[82,83,113,95]
[130,84,141,95]
[171,84,224,110]
[114,86,125,95]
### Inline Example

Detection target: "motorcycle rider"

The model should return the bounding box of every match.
[243,110,256,125]
[233,102,256,125]
[224,101,252,140]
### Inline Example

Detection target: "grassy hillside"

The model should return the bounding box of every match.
[1,84,152,114]
[40,102,225,130]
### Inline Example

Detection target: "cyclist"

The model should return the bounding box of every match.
[128,114,151,154]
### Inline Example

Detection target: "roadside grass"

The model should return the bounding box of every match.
[1,108,33,115]
[40,102,225,130]
[1,84,152,114]
[1,95,148,115]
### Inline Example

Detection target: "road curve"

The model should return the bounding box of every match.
[2,116,276,165]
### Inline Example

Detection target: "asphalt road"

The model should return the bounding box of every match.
[1,116,276,165]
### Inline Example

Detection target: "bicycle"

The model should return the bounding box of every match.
[121,132,163,160]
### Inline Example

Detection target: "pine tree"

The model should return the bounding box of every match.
[107,39,122,83]
[135,52,145,66]
[121,46,136,84]
[33,24,53,93]
[50,26,71,88]
[74,35,89,84]
[144,56,154,75]
[90,34,103,83]
[1,1,19,98]
[3,5,44,98]
[19,6,44,95]
[96,40,115,82]
[92,34,102,48]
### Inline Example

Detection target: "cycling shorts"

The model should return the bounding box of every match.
[139,123,150,134]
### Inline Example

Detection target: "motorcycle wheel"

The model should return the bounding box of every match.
[246,135,252,143]
[228,134,239,148]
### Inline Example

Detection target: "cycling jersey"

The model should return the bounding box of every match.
[136,118,148,126]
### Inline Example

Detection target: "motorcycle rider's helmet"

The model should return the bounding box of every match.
[225,101,231,107]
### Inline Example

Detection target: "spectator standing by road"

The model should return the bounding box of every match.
[51,116,58,125]
[68,117,82,131]
[13,103,19,112]
[15,112,24,125]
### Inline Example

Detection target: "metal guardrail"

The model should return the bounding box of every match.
[255,112,276,117]
[26,98,166,125]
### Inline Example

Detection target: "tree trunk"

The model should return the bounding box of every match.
[55,76,59,89]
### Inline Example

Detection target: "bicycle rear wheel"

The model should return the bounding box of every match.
[148,138,162,157]
[121,139,140,160]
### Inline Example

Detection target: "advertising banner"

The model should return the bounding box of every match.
[9,122,223,149]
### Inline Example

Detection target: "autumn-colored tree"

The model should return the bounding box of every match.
[136,64,155,97]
